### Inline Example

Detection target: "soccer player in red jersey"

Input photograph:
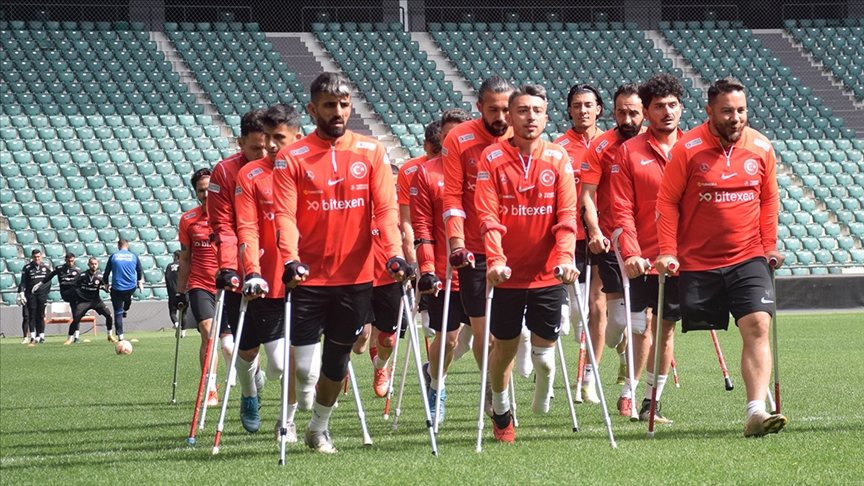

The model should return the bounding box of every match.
[178,168,223,406]
[579,83,646,403]
[442,76,514,378]
[475,85,579,442]
[610,73,685,422]
[412,108,472,424]
[553,83,607,379]
[207,110,268,368]
[272,73,407,453]
[234,104,304,439]
[655,78,786,437]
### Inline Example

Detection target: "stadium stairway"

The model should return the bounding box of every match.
[643,30,711,94]
[758,31,864,137]
[268,33,375,139]
[411,32,478,111]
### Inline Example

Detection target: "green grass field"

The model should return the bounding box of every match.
[2,312,863,484]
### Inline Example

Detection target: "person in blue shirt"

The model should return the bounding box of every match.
[103,238,143,342]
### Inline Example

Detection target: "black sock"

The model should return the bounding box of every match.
[492,411,511,429]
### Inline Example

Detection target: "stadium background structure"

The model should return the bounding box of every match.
[2,0,864,328]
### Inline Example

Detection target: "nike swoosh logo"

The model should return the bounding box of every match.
[328,178,343,186]
[640,159,655,165]
[553,326,561,333]
[761,297,774,304]
[355,327,362,335]
[517,185,534,193]
[721,173,737,180]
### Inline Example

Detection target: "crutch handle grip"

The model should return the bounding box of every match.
[668,262,677,272]
[503,267,511,277]
[553,266,563,277]
[768,257,779,268]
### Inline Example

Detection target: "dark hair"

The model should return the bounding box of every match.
[509,84,547,106]
[638,73,685,108]
[613,83,641,108]
[118,238,129,248]
[310,72,352,103]
[424,120,443,152]
[263,103,301,130]
[240,109,266,137]
[391,164,399,176]
[190,167,211,188]
[31,249,41,256]
[65,252,75,259]
[478,75,514,104]
[708,77,747,105]
[173,250,181,259]
[89,257,98,264]
[567,83,604,117]
[441,107,472,126]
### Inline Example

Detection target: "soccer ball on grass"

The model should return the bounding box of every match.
[115,340,133,355]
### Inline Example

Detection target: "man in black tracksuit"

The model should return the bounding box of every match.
[17,249,51,344]
[68,257,114,343]
[34,252,82,306]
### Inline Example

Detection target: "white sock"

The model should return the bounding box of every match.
[235,356,258,398]
[373,355,388,370]
[453,325,473,361]
[654,374,668,401]
[515,324,533,378]
[207,373,218,393]
[622,378,639,399]
[492,388,511,416]
[118,333,124,341]
[531,345,555,414]
[430,373,445,391]
[255,368,265,392]
[308,401,333,432]
[294,343,321,410]
[286,401,298,423]
[74,331,80,339]
[644,373,669,402]
[67,335,73,341]
[39,332,45,339]
[747,399,767,419]
[583,364,595,386]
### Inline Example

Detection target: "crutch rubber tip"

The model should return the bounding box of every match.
[363,436,373,446]
[211,447,219,455]
[572,427,579,433]
[610,441,618,448]
[725,378,734,391]
[187,437,196,445]
[646,432,655,438]
[171,399,176,404]
[475,447,482,453]
[383,413,389,419]
[278,460,284,466]
[433,451,438,456]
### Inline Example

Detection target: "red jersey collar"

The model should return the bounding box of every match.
[307,129,356,150]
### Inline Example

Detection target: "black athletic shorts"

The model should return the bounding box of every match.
[629,274,681,322]
[678,257,775,333]
[189,288,216,326]
[595,250,623,294]
[490,284,564,342]
[367,282,402,334]
[60,288,77,305]
[290,282,373,347]
[418,293,428,312]
[456,252,488,318]
[239,297,284,351]
[219,290,240,336]
[427,290,469,333]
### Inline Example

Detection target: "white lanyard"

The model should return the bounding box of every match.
[518,152,532,180]
[723,144,734,168]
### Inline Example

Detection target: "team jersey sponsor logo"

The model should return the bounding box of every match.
[290,146,309,156]
[499,173,508,184]
[559,139,570,146]
[477,171,490,180]
[275,160,287,169]
[265,212,274,221]
[438,180,444,187]
[248,167,263,179]
[500,204,554,216]
[610,164,620,174]
[564,163,574,174]
[697,181,717,187]
[574,176,580,184]
[441,147,448,156]
[700,163,710,173]
[235,186,242,195]
[595,140,608,153]
[305,170,315,181]
[192,240,212,247]
[183,212,196,220]
[581,162,590,171]
[395,183,401,192]
[753,138,770,152]
[409,187,418,196]
[699,191,756,203]
[685,138,702,149]
[350,161,367,179]
[350,183,369,191]
[405,166,418,175]
[540,192,555,199]
[458,133,474,143]
[303,189,324,194]
[356,141,376,151]
[540,169,556,186]
[745,180,760,186]
[744,159,759,175]
[721,172,737,180]
[544,149,563,160]
[488,150,503,160]
[468,158,477,167]
[263,187,272,196]
[208,182,220,193]
[306,197,366,211]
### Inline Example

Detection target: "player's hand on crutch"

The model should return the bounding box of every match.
[387,256,413,283]
[242,273,269,299]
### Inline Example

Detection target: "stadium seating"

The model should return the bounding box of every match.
[784,19,864,101]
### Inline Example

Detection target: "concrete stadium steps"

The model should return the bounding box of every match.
[410,31,478,110]
[644,30,711,96]
[759,30,864,137]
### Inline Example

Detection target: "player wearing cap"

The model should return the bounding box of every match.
[579,83,646,403]
[610,73,684,422]
[272,73,407,453]
[475,84,579,442]
[655,77,786,437]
